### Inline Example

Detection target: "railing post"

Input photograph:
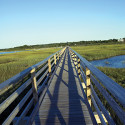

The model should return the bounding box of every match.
[54,54,56,66]
[48,58,51,76]
[30,68,38,105]
[86,67,91,106]
[73,54,75,62]
[57,53,60,62]
[77,58,81,78]
[72,53,74,62]
[74,55,77,69]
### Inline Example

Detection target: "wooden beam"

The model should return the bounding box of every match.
[13,117,30,125]
[30,69,38,105]
[81,82,86,93]
[74,55,77,69]
[72,53,75,62]
[86,67,91,106]
[48,58,51,75]
[54,55,56,65]
[77,58,81,78]
[94,113,108,124]
[57,53,59,62]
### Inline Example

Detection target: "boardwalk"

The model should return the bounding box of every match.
[32,49,93,125]
[1,47,124,125]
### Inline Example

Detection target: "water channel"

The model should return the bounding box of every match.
[91,55,125,68]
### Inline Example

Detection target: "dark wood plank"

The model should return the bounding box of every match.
[71,48,125,107]
[32,49,93,125]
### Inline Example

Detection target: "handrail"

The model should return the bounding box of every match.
[0,47,66,125]
[69,47,125,125]
[0,49,62,95]
[70,48,125,107]
[0,47,124,125]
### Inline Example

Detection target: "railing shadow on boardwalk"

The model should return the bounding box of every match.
[45,52,67,124]
[0,48,66,125]
[67,50,86,124]
[34,49,86,125]
[1,47,125,125]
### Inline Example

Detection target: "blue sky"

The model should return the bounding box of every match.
[0,0,125,49]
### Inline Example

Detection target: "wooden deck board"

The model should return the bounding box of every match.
[32,49,93,125]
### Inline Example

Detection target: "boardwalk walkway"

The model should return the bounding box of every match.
[32,49,93,125]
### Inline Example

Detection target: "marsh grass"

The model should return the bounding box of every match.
[0,48,60,83]
[72,44,125,88]
[98,67,125,88]
[72,44,125,61]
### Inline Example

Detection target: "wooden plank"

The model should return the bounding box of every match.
[36,63,48,77]
[91,83,115,124]
[13,117,30,125]
[70,48,125,107]
[26,50,66,125]
[77,58,81,78]
[37,75,49,96]
[0,49,62,95]
[48,58,51,74]
[80,66,86,84]
[37,70,48,86]
[2,89,32,125]
[91,95,106,125]
[94,113,108,124]
[31,48,94,125]
[54,54,56,65]
[14,99,34,125]
[51,61,55,68]
[91,74,125,124]
[31,69,38,104]
[0,78,31,114]
[80,61,86,70]
[86,67,91,106]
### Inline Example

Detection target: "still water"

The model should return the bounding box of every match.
[0,51,22,54]
[91,55,125,68]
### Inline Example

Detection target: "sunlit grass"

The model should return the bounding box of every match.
[71,44,125,61]
[98,67,125,88]
[71,44,125,88]
[0,48,61,83]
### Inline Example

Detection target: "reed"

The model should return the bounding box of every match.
[0,48,60,83]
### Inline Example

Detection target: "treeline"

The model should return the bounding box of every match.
[1,39,124,51]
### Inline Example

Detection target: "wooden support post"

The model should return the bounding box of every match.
[82,82,86,93]
[73,54,75,62]
[57,53,59,62]
[74,55,77,69]
[86,67,91,106]
[48,58,51,75]
[94,112,108,124]
[54,55,56,65]
[72,53,74,62]
[30,68,38,105]
[77,58,81,78]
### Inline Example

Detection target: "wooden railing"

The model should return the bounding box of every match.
[0,47,125,125]
[0,47,66,125]
[69,47,125,125]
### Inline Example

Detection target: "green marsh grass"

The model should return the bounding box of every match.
[98,67,125,88]
[73,44,125,124]
[0,48,60,83]
[72,44,125,87]
[72,44,125,61]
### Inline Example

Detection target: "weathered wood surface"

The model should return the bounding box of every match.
[0,49,62,95]
[71,48,125,107]
[32,49,93,125]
